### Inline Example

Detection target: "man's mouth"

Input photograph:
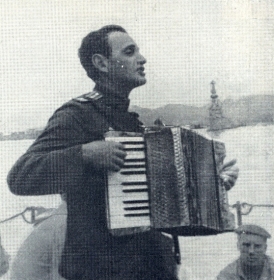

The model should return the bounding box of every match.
[137,67,145,76]
[247,257,258,262]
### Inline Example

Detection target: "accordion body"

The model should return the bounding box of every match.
[105,126,235,236]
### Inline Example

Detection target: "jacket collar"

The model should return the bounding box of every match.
[236,256,274,280]
[94,84,130,112]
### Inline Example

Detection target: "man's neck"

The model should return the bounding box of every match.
[241,261,264,280]
[96,79,132,99]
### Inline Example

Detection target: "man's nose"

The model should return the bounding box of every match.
[248,245,255,254]
[138,52,146,64]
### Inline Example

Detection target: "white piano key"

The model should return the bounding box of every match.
[124,143,145,149]
[125,150,146,160]
[109,207,150,216]
[107,197,150,216]
[108,172,147,185]
[109,215,151,229]
[106,136,144,143]
[123,161,145,167]
[123,202,150,209]
[107,186,149,200]
[122,185,148,192]
[124,209,150,215]
[120,166,146,173]
[124,192,149,200]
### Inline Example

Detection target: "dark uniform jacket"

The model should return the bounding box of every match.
[217,256,274,280]
[7,86,178,280]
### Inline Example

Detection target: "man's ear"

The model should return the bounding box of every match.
[92,54,109,73]
[237,240,240,251]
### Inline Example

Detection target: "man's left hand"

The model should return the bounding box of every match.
[219,159,239,191]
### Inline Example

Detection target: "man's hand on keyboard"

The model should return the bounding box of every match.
[82,141,127,171]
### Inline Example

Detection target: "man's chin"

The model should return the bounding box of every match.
[244,258,260,266]
[121,77,146,90]
[134,78,147,87]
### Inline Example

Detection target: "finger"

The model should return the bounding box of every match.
[221,175,237,185]
[221,159,237,171]
[221,176,236,190]
[107,141,124,150]
[109,163,122,172]
[220,170,239,178]
[114,149,127,159]
[222,166,239,171]
[226,176,236,184]
[114,142,125,150]
[113,157,125,168]
[220,174,238,182]
[223,181,233,191]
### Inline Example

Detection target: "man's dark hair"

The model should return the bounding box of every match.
[78,25,127,81]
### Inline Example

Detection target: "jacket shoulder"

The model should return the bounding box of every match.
[73,91,103,103]
[43,94,110,139]
[266,255,274,274]
[52,92,102,120]
[217,260,238,280]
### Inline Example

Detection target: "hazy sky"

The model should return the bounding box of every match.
[1,0,273,132]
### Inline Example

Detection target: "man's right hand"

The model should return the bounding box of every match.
[82,141,127,171]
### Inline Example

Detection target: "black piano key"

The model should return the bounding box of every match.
[123,200,149,204]
[122,164,146,169]
[123,206,149,211]
[120,170,146,175]
[124,213,150,217]
[124,147,145,152]
[124,158,146,163]
[121,141,144,145]
[122,181,147,186]
[122,188,148,193]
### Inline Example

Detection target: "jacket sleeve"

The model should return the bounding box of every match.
[216,269,234,280]
[7,106,88,196]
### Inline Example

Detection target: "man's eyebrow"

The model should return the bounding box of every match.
[123,44,138,51]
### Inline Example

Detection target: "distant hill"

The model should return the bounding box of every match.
[2,95,273,140]
[130,95,274,128]
[222,95,274,126]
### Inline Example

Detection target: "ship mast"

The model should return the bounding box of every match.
[209,81,223,130]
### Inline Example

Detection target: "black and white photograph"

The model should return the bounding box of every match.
[0,1,273,279]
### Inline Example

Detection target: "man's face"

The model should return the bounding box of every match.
[107,31,147,89]
[238,234,267,266]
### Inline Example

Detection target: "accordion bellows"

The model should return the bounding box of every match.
[105,126,235,236]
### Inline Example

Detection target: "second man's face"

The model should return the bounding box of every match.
[107,31,147,89]
[238,234,267,266]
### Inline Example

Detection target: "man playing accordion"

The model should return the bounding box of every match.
[8,25,239,280]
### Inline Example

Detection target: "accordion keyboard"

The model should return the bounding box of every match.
[106,137,151,230]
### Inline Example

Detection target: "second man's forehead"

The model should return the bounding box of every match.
[239,234,267,244]
[108,31,137,52]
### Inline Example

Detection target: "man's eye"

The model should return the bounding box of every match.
[124,48,134,55]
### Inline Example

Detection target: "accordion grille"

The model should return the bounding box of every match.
[145,128,190,229]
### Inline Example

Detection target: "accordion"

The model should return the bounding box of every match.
[105,126,235,236]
